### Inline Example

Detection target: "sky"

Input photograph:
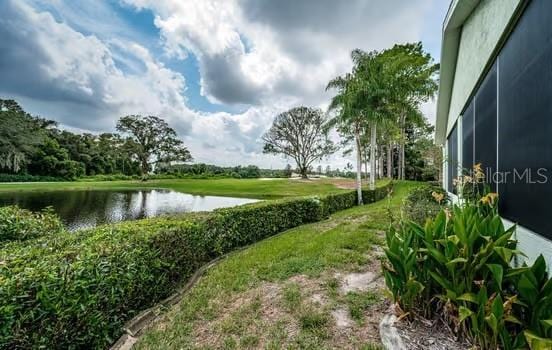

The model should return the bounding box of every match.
[0,0,450,169]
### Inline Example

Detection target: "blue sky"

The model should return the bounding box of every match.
[0,0,450,168]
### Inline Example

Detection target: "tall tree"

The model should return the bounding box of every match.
[327,49,391,194]
[378,43,439,179]
[116,115,192,175]
[326,67,367,203]
[0,99,48,173]
[262,106,336,179]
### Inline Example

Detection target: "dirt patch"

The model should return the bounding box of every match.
[332,308,354,328]
[338,271,378,293]
[182,271,390,349]
[328,178,358,189]
[381,313,469,350]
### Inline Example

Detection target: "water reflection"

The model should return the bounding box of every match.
[0,189,259,231]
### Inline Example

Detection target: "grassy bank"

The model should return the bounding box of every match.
[0,178,365,199]
[134,181,418,349]
[0,180,393,349]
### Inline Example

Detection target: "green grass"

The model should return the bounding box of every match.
[134,181,418,349]
[345,291,381,324]
[282,282,303,311]
[0,178,363,199]
[0,177,391,199]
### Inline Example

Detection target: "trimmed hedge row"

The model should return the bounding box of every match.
[0,183,392,349]
[0,174,66,182]
[0,206,64,243]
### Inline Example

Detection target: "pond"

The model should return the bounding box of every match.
[0,189,259,231]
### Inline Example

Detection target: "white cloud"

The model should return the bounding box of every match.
[0,0,443,170]
[0,0,193,132]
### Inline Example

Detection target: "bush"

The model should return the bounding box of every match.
[0,206,64,243]
[384,185,552,349]
[402,185,447,225]
[0,173,66,182]
[0,183,392,349]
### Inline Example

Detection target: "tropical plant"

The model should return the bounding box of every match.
[402,184,448,225]
[384,164,552,349]
[326,68,368,202]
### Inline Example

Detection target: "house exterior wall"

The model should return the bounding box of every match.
[440,0,552,268]
[446,0,520,135]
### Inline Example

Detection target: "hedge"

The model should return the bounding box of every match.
[0,182,392,349]
[0,174,66,182]
[0,206,64,243]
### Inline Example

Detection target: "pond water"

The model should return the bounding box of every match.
[0,189,259,231]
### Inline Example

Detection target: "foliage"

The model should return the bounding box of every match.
[0,100,48,173]
[0,173,66,182]
[116,115,192,175]
[404,120,442,181]
[384,170,552,349]
[134,181,415,349]
[0,206,64,243]
[0,183,392,348]
[402,184,447,225]
[0,100,192,180]
[157,163,264,179]
[326,43,439,199]
[262,106,336,179]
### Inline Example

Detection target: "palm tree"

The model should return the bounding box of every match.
[327,49,391,196]
[326,69,367,203]
[378,43,439,179]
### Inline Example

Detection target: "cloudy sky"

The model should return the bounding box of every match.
[0,0,449,169]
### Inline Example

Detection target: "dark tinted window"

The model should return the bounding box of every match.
[447,124,458,193]
[498,0,552,238]
[474,63,497,191]
[462,100,474,172]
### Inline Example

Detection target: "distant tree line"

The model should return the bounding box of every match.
[156,163,293,179]
[0,99,191,180]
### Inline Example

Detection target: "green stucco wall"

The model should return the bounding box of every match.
[446,0,521,134]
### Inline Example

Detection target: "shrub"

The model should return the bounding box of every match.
[0,206,64,242]
[384,175,552,349]
[402,184,447,225]
[319,185,391,218]
[0,173,66,182]
[0,183,392,349]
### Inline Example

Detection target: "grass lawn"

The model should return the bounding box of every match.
[0,178,388,199]
[132,181,418,350]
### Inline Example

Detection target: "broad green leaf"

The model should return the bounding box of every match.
[531,255,548,285]
[446,257,468,267]
[487,264,504,287]
[429,271,453,291]
[426,246,447,264]
[447,235,460,245]
[494,247,514,264]
[458,306,473,323]
[457,293,478,304]
[491,294,504,320]
[524,331,552,350]
[518,273,538,305]
[504,315,523,325]
[485,313,498,334]
[541,320,552,331]
[505,267,530,278]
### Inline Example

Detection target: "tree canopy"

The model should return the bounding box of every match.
[0,100,192,180]
[116,115,192,175]
[262,106,336,178]
[326,42,439,194]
